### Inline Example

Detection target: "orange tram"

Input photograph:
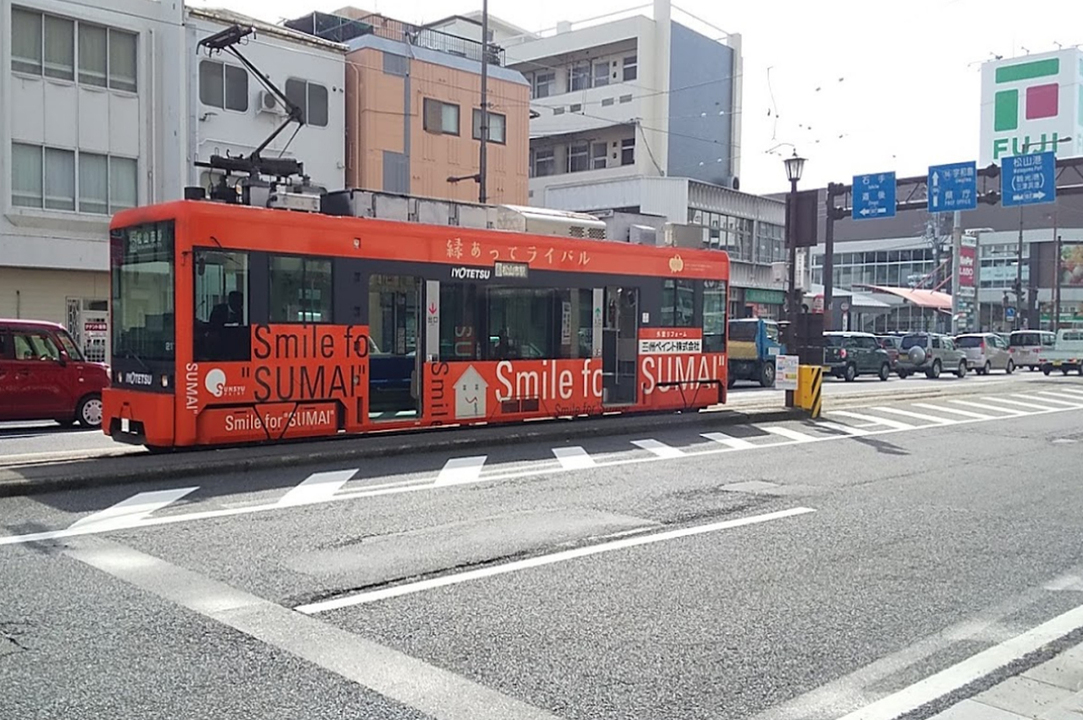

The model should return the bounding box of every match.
[104,199,730,448]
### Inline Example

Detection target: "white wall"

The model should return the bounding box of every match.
[0,0,186,273]
[186,13,346,191]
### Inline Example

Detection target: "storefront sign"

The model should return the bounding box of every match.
[744,288,786,305]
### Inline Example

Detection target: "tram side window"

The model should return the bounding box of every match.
[661,279,695,327]
[270,256,333,323]
[702,280,727,353]
[556,288,594,359]
[487,287,557,360]
[194,250,250,362]
[440,283,481,361]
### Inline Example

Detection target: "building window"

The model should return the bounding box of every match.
[532,71,554,98]
[567,142,589,173]
[621,137,635,165]
[619,94,633,103]
[199,60,248,111]
[269,256,333,323]
[12,10,135,90]
[382,51,407,76]
[78,24,107,86]
[108,28,137,92]
[569,103,582,113]
[12,143,136,213]
[568,62,590,91]
[591,142,607,170]
[532,148,555,177]
[593,61,610,87]
[623,55,637,82]
[285,78,329,127]
[472,109,506,144]
[423,98,460,135]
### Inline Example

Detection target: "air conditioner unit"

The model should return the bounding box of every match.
[258,90,283,114]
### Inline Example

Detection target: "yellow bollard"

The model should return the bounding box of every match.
[796,365,823,418]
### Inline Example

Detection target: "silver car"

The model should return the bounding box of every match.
[955,333,1015,375]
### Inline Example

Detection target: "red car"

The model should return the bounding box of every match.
[0,319,109,428]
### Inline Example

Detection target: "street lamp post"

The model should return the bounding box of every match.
[783,152,806,333]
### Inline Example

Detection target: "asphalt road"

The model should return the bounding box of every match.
[3,379,1083,719]
[0,367,1048,460]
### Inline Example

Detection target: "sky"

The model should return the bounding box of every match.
[191,0,1083,195]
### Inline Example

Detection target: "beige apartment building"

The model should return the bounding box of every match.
[287,9,531,205]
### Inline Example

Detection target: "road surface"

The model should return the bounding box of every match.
[2,378,1083,719]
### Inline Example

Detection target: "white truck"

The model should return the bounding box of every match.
[1039,329,1083,376]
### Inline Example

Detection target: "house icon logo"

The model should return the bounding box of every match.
[454,365,487,419]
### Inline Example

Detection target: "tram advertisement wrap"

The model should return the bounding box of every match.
[181,324,369,441]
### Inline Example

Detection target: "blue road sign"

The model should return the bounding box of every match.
[1005,306,1017,321]
[1002,151,1056,207]
[852,172,897,220]
[928,161,978,212]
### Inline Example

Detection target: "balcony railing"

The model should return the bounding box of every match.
[286,12,504,66]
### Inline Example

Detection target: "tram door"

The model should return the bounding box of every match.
[602,286,638,406]
[368,274,421,421]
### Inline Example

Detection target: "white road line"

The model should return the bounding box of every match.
[67,487,198,532]
[1057,386,1083,396]
[701,431,757,449]
[948,399,1027,416]
[870,406,956,425]
[276,470,356,507]
[982,396,1059,412]
[3,401,1080,548]
[631,439,684,458]
[1032,392,1083,407]
[835,599,1083,720]
[296,506,817,613]
[436,456,488,485]
[828,410,916,430]
[911,403,992,420]
[814,422,869,437]
[762,426,818,443]
[67,538,559,720]
[551,446,595,470]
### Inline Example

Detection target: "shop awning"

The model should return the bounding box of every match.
[857,285,953,310]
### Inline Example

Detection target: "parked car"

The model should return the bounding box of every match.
[896,332,969,379]
[1009,330,1056,371]
[1038,329,1083,376]
[822,331,892,382]
[955,333,1014,375]
[877,335,902,369]
[0,319,109,427]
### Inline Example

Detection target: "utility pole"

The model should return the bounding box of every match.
[477,0,490,204]
[1054,230,1063,333]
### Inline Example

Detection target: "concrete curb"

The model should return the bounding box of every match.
[0,406,805,498]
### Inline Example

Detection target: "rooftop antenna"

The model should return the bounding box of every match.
[196,24,306,180]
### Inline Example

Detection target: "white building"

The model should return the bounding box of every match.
[1,0,186,352]
[186,8,347,192]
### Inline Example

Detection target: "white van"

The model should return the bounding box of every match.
[1009,330,1056,371]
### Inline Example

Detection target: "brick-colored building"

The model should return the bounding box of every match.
[287,8,530,205]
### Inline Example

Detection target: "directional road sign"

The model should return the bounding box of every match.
[927,161,977,212]
[1002,151,1056,207]
[852,172,896,220]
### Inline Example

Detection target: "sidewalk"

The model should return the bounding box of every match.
[930,642,1083,720]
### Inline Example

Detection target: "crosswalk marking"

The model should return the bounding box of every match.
[701,431,756,449]
[631,439,684,458]
[552,446,596,470]
[949,399,1026,415]
[762,426,818,443]
[815,421,869,436]
[981,396,1055,411]
[871,406,955,425]
[1031,392,1082,407]
[436,456,487,485]
[829,410,915,430]
[68,487,198,531]
[1057,387,1083,397]
[911,403,992,420]
[276,469,356,507]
